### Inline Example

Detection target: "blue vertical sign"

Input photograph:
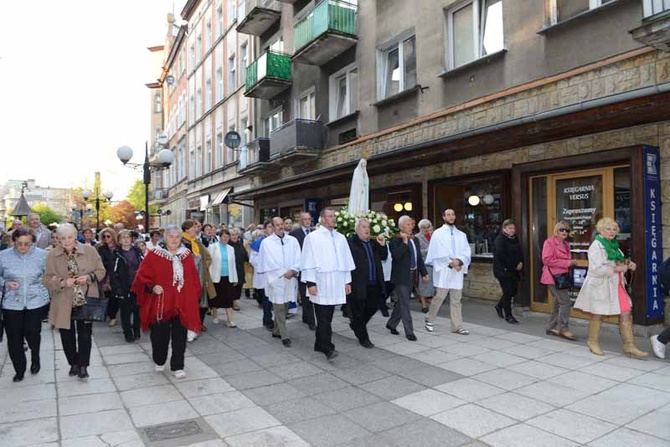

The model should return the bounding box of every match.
[643,145,663,319]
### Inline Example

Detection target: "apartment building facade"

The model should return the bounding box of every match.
[229,0,670,327]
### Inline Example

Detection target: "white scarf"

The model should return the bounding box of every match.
[151,246,188,292]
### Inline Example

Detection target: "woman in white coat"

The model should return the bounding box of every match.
[207,229,238,327]
[574,217,647,358]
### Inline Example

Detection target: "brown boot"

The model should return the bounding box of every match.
[587,320,603,356]
[620,320,648,359]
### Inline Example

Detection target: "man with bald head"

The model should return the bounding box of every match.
[425,209,472,335]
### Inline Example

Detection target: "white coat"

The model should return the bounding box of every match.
[207,242,238,284]
[425,224,471,290]
[258,233,301,304]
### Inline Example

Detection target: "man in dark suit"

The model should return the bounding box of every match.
[347,218,388,348]
[289,212,316,330]
[387,215,428,341]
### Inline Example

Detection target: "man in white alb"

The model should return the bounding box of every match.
[425,209,472,335]
[259,217,302,348]
[301,208,355,360]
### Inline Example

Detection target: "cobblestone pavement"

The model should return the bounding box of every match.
[1,297,669,447]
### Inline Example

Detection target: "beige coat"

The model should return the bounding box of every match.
[44,243,106,329]
[574,239,630,316]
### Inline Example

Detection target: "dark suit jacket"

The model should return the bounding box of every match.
[289,227,309,248]
[389,235,427,287]
[347,234,388,301]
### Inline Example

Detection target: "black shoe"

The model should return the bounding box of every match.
[78,366,89,379]
[30,360,40,375]
[386,324,399,335]
[272,333,281,338]
[308,323,316,331]
[282,339,292,347]
[380,309,389,317]
[264,322,275,331]
[506,315,520,324]
[406,334,418,341]
[326,350,339,361]
[360,340,375,349]
[349,322,355,331]
[421,307,429,314]
[495,305,504,319]
[134,331,141,340]
[125,333,134,343]
[13,372,24,382]
[68,365,79,376]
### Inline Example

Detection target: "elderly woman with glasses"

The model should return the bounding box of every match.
[0,228,50,382]
[97,228,119,327]
[574,217,647,358]
[541,221,578,340]
[132,224,201,379]
[45,223,106,379]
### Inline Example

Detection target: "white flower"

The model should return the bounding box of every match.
[372,224,381,234]
[337,217,342,222]
[382,220,387,226]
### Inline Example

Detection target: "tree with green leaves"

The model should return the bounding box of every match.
[30,203,63,226]
[126,180,157,214]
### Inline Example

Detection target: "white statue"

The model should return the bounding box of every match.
[348,158,369,215]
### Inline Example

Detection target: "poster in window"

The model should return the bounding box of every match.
[555,175,603,256]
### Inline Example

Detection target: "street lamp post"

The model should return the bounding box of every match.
[157,208,172,227]
[71,204,93,228]
[82,188,114,231]
[117,142,174,230]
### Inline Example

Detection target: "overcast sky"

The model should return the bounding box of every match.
[0,0,186,200]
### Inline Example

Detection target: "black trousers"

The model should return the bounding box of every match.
[119,293,140,338]
[314,303,335,354]
[4,306,45,374]
[298,281,315,326]
[106,291,119,320]
[60,320,93,367]
[497,276,518,314]
[348,285,380,343]
[150,316,187,371]
[199,307,207,324]
[388,284,414,336]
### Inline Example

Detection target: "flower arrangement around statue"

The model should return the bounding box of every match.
[334,208,399,238]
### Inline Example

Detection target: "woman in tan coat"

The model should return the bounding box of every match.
[45,223,106,378]
[574,217,647,358]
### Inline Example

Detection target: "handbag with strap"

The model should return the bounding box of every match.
[71,280,108,322]
[548,266,573,290]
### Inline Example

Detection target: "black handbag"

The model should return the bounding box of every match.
[71,281,108,322]
[548,267,573,289]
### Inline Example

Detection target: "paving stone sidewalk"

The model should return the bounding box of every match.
[1,298,669,447]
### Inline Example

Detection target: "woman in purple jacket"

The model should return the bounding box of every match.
[541,221,578,340]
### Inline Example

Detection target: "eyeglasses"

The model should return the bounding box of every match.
[102,234,112,239]
[15,241,32,247]
[558,228,569,233]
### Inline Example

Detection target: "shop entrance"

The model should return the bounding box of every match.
[528,165,631,317]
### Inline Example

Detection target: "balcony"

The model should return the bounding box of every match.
[292,0,358,66]
[236,0,282,36]
[238,138,277,175]
[269,119,323,164]
[631,2,670,51]
[244,51,292,99]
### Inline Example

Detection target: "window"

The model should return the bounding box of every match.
[189,145,196,178]
[378,35,416,100]
[447,0,504,70]
[216,67,223,102]
[240,43,248,86]
[205,139,212,173]
[216,132,223,168]
[643,0,670,17]
[227,125,236,163]
[217,3,223,36]
[228,0,236,24]
[196,88,203,118]
[205,79,212,110]
[329,64,358,120]
[264,110,283,137]
[206,20,212,49]
[228,54,236,93]
[297,89,316,120]
[196,145,203,176]
[196,33,202,62]
[550,0,616,24]
[240,117,248,146]
[189,94,195,124]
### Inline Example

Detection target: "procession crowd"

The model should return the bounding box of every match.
[0,208,667,387]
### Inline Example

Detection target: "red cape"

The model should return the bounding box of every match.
[132,249,202,332]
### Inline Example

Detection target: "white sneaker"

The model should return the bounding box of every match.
[155,363,166,372]
[187,330,197,343]
[174,369,186,379]
[651,335,666,359]
[227,320,237,328]
[425,322,434,333]
[212,316,220,324]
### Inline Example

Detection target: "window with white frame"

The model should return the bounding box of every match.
[227,124,236,162]
[216,132,223,168]
[205,139,212,173]
[446,0,504,70]
[189,94,195,124]
[228,54,236,94]
[228,0,236,24]
[297,89,316,120]
[216,67,223,102]
[196,33,202,62]
[206,20,212,49]
[240,43,248,85]
[217,3,223,36]
[189,145,196,178]
[196,88,203,118]
[205,79,212,110]
[178,142,186,180]
[329,63,358,120]
[378,34,416,100]
[264,110,283,137]
[196,145,203,177]
[240,117,248,145]
[549,0,616,24]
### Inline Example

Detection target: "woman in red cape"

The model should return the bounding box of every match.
[132,224,201,379]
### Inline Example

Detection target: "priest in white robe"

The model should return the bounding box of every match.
[425,209,472,335]
[301,208,355,360]
[259,217,301,347]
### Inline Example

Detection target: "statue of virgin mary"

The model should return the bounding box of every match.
[348,158,369,215]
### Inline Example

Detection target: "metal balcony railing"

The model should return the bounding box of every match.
[245,51,292,92]
[643,0,670,18]
[270,119,323,157]
[238,138,270,170]
[294,0,357,54]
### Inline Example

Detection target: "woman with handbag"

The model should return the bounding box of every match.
[492,219,523,324]
[45,223,106,379]
[0,228,50,382]
[132,224,201,379]
[574,217,648,358]
[110,230,144,343]
[541,221,578,340]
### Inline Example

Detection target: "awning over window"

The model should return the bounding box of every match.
[210,188,231,207]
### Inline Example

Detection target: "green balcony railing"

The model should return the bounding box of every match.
[245,51,292,91]
[294,0,357,54]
